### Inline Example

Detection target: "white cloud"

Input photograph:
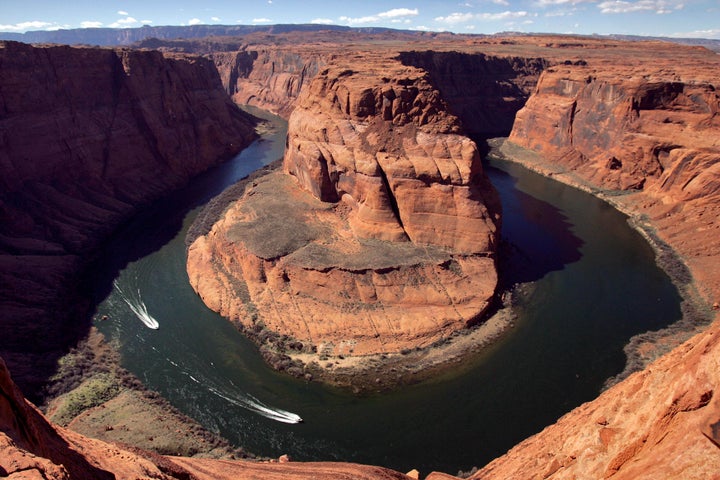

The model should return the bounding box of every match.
[339,7,419,25]
[0,20,54,31]
[311,18,335,24]
[339,15,379,24]
[597,0,683,13]
[252,17,272,23]
[188,18,203,25]
[377,8,419,18]
[46,24,70,31]
[117,10,129,16]
[108,16,139,28]
[211,16,221,22]
[410,25,441,31]
[141,20,153,24]
[435,12,475,23]
[534,0,594,5]
[81,21,103,28]
[435,10,531,23]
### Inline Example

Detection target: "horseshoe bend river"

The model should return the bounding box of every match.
[87,107,682,474]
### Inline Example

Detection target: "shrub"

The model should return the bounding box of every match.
[50,373,120,426]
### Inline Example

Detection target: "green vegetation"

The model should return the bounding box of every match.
[50,373,120,426]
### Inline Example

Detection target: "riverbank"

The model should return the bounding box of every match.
[42,327,257,460]
[491,138,716,385]
[286,303,517,393]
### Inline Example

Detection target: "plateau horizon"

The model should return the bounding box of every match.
[1,0,718,39]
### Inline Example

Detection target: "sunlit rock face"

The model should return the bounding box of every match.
[188,54,501,368]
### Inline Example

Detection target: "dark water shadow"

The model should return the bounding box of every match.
[82,113,283,311]
[484,160,584,289]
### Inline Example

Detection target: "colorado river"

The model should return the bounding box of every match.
[88,107,682,474]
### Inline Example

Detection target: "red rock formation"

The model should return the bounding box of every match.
[469,40,720,480]
[471,310,720,480]
[187,53,501,375]
[509,60,719,193]
[5,32,720,480]
[397,50,547,137]
[0,41,257,400]
[213,48,327,118]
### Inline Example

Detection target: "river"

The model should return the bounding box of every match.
[87,107,681,475]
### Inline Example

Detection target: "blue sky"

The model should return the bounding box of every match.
[1,0,718,38]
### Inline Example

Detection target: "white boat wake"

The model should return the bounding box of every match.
[113,280,160,330]
[175,359,302,424]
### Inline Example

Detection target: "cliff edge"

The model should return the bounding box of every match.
[0,354,415,479]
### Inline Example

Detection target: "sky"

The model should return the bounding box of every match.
[1,0,718,39]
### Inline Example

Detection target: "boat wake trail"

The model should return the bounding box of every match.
[113,280,160,330]
[173,359,302,424]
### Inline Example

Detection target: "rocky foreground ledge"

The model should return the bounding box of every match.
[187,53,502,388]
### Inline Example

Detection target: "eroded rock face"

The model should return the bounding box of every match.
[213,48,327,118]
[470,41,720,480]
[188,56,501,368]
[509,64,720,193]
[472,311,720,480]
[397,51,548,137]
[0,41,257,400]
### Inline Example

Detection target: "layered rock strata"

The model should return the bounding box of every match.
[213,48,327,118]
[188,56,501,374]
[510,64,720,193]
[398,51,548,137]
[0,41,257,400]
[468,42,720,479]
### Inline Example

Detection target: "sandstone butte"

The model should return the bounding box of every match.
[2,31,720,480]
[187,50,505,378]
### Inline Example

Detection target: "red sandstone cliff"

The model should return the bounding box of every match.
[0,41,257,400]
[468,41,720,480]
[212,48,327,118]
[510,63,720,192]
[187,52,502,382]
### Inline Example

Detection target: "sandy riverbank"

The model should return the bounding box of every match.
[286,303,518,393]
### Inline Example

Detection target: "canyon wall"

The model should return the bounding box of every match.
[510,64,720,193]
[187,53,502,384]
[4,33,720,480]
[470,43,720,479]
[212,48,328,117]
[0,41,257,400]
[398,51,548,137]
